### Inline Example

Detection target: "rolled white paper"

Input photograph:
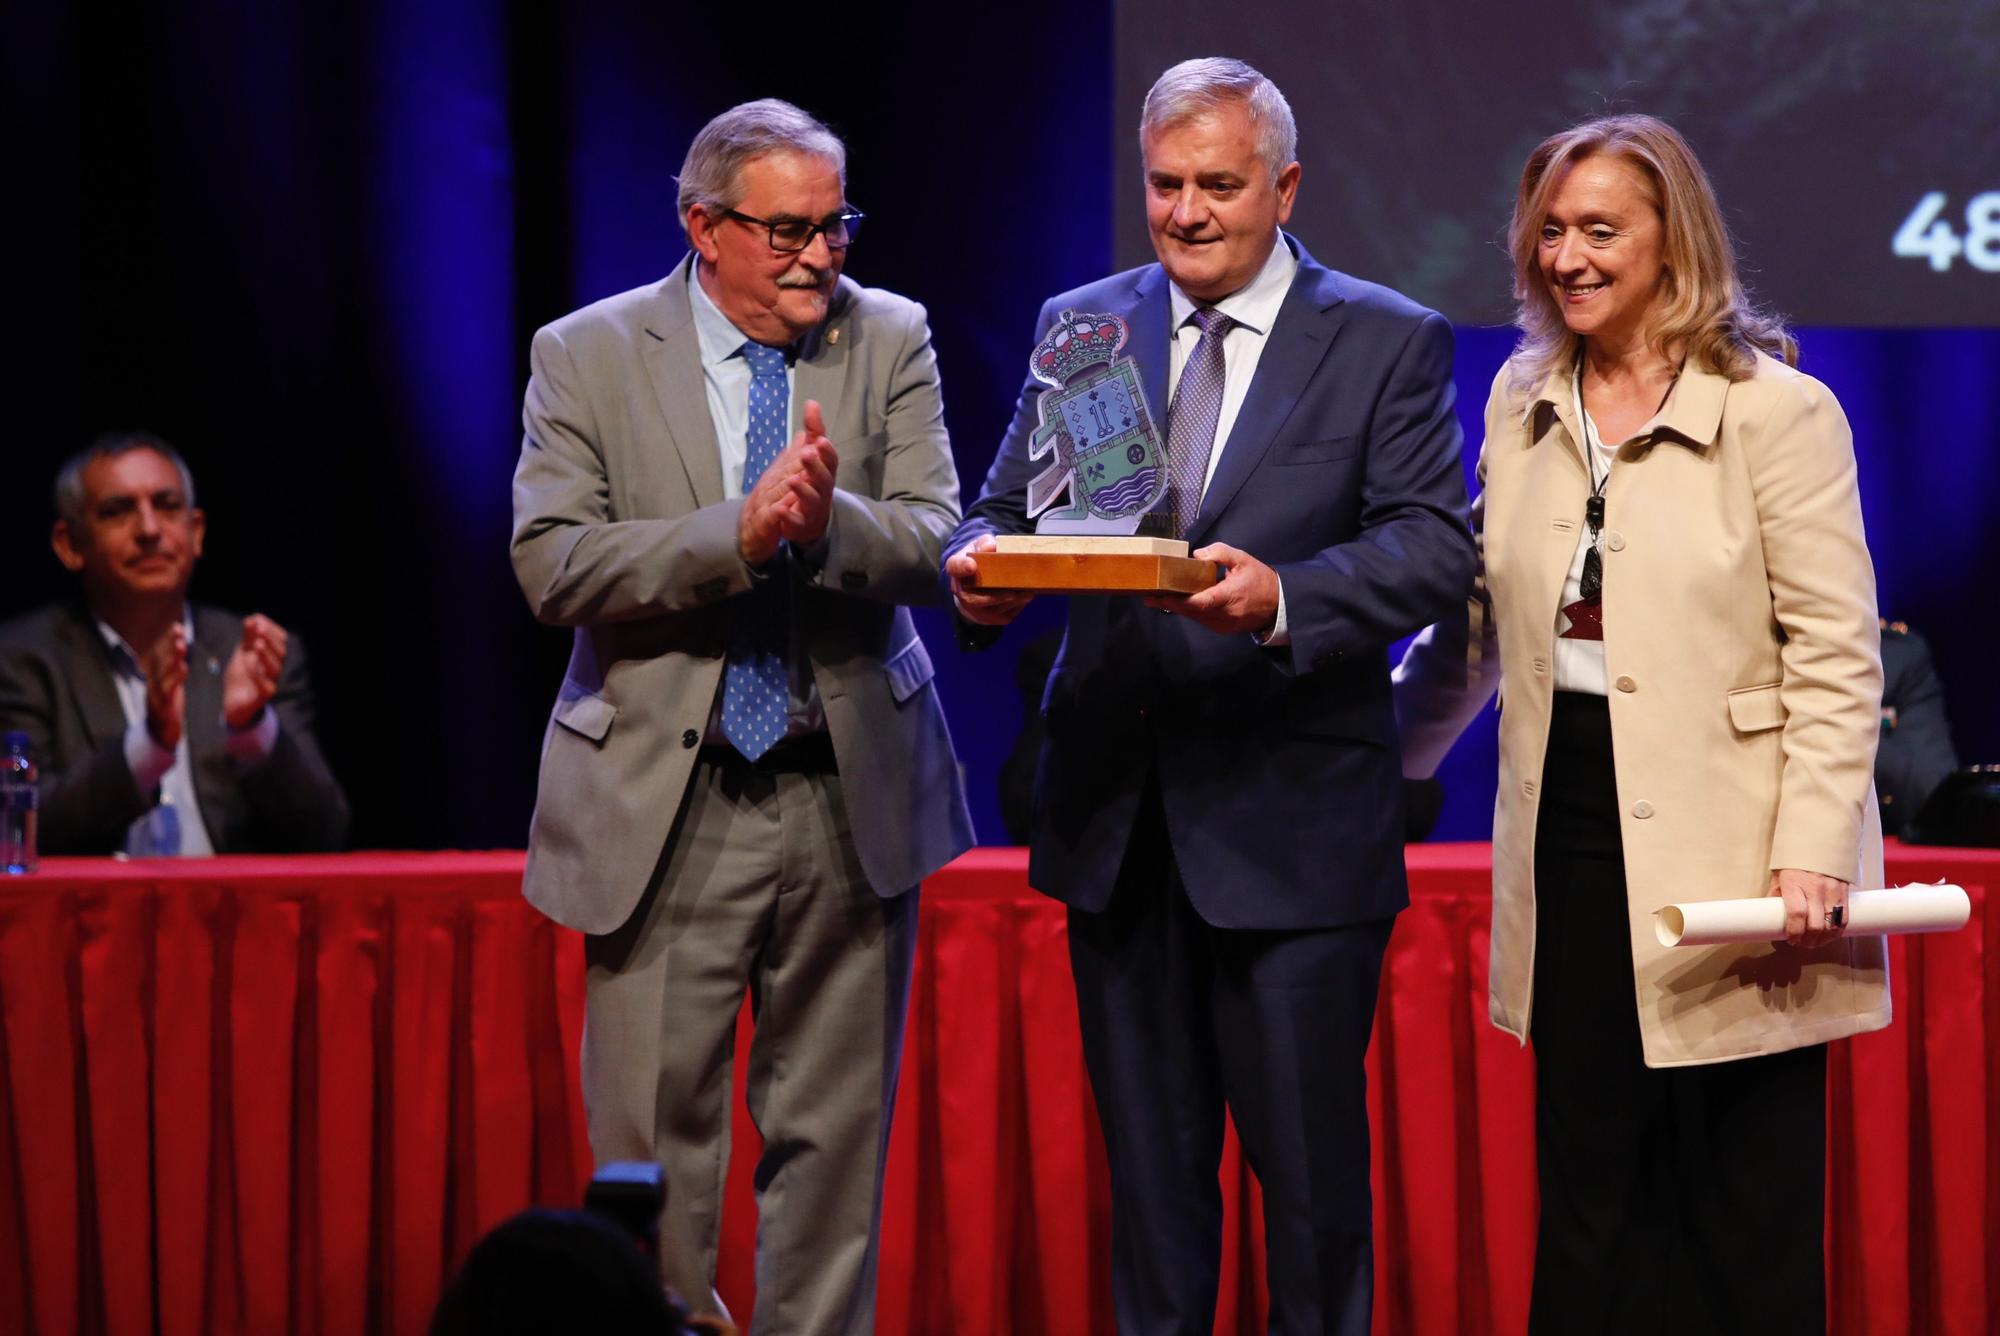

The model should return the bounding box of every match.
[1654,885,1970,948]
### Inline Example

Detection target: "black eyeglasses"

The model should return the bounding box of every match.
[722,207,864,253]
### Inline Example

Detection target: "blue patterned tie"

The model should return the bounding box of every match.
[722,341,792,761]
[1165,307,1234,539]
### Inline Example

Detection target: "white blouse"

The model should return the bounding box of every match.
[1551,362,1623,695]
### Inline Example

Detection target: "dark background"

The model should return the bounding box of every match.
[1118,0,2000,326]
[3,0,1995,850]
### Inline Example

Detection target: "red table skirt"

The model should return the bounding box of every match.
[1,845,1994,1335]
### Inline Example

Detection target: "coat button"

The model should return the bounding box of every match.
[841,570,868,590]
[1522,779,1537,797]
[1605,531,1626,552]
[1615,675,1637,692]
[681,729,698,749]
[1531,657,1548,674]
[1632,800,1655,819]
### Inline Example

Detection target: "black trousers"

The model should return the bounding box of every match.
[1529,692,1827,1336]
[1067,778,1393,1336]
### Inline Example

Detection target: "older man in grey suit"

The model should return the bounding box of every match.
[510,99,973,1334]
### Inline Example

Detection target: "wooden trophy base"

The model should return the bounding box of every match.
[967,535,1219,595]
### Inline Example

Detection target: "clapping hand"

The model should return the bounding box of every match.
[142,622,191,750]
[738,399,839,565]
[223,614,288,731]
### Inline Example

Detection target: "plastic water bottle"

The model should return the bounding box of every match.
[2,731,37,875]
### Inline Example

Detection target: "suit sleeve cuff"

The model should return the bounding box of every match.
[225,706,281,766]
[1253,578,1291,647]
[124,718,175,792]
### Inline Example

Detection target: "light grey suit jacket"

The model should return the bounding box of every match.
[511,257,975,934]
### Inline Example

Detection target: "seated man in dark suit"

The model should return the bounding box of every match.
[1876,617,1959,837]
[0,431,348,854]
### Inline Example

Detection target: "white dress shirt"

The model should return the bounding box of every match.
[1551,364,1616,695]
[98,610,281,856]
[1164,231,1299,641]
[1551,362,1681,695]
[687,263,826,740]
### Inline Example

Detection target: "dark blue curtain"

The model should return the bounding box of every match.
[3,1,1990,847]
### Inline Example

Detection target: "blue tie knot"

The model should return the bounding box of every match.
[742,341,788,377]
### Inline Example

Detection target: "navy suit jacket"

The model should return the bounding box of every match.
[948,239,1475,930]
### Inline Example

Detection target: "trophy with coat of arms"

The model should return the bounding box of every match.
[966,309,1220,595]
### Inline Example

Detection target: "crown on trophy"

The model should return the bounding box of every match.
[1030,309,1130,388]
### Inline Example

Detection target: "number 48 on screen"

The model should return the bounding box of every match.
[1893,192,2000,273]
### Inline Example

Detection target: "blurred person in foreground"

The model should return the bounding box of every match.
[0,431,348,854]
[1395,114,1887,1334]
[510,99,971,1334]
[947,58,1474,1334]
[429,1208,697,1336]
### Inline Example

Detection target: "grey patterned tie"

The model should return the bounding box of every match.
[1165,307,1234,539]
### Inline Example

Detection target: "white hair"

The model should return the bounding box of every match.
[675,99,846,234]
[1140,58,1297,183]
[54,431,197,528]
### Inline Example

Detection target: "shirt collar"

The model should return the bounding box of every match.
[95,604,196,677]
[687,261,791,370]
[1167,230,1297,337]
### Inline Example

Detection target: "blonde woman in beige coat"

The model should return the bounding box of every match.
[1395,114,1887,1334]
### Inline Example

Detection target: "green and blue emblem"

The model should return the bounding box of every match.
[1026,310,1168,530]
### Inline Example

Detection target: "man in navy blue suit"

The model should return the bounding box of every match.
[944,59,1474,1335]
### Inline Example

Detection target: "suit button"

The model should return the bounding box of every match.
[681,729,698,749]
[1522,779,1537,797]
[1531,657,1548,674]
[1632,800,1655,819]
[1615,675,1637,693]
[840,570,868,590]
[1605,531,1626,552]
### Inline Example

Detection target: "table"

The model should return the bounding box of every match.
[2,845,1993,1335]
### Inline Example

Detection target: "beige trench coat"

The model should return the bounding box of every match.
[1463,350,1890,1068]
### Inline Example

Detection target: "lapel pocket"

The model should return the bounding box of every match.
[884,636,935,704]
[553,681,617,742]
[1273,435,1359,465]
[1726,682,1786,734]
